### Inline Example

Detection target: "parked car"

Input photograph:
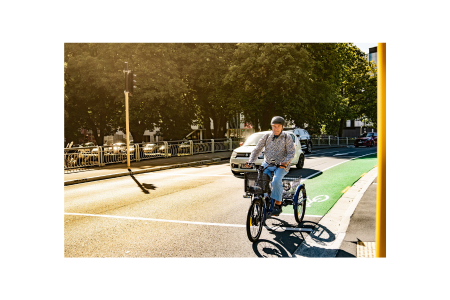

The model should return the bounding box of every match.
[230,131,305,175]
[157,144,172,157]
[107,142,135,154]
[142,143,160,156]
[291,128,313,153]
[77,142,99,154]
[177,141,191,156]
[354,132,377,147]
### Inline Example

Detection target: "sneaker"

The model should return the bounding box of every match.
[271,204,283,216]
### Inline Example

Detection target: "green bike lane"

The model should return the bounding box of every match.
[283,152,378,216]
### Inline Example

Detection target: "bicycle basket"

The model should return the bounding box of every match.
[282,177,302,199]
[244,172,271,194]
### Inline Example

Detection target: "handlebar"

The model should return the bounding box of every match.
[246,161,283,171]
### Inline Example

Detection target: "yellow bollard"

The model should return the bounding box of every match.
[376,43,386,257]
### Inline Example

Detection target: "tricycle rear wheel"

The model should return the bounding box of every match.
[294,187,307,224]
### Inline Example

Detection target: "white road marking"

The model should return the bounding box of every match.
[146,173,234,177]
[333,151,356,156]
[64,213,312,232]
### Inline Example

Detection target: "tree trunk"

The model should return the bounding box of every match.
[338,118,345,137]
[220,115,227,138]
[85,117,100,146]
[130,122,146,143]
[215,114,227,138]
[201,112,212,140]
[210,110,217,139]
[261,109,271,131]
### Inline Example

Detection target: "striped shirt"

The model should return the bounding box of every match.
[248,131,296,171]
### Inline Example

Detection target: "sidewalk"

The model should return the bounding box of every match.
[336,176,377,258]
[64,151,232,186]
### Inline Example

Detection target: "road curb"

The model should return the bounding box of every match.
[64,156,230,186]
[293,167,378,258]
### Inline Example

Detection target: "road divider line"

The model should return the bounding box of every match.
[64,213,312,232]
[141,173,234,177]
[333,151,356,156]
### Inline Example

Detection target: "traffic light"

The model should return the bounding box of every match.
[127,71,137,96]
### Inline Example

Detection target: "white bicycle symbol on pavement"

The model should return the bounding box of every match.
[305,195,329,207]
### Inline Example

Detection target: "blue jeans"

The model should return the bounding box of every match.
[262,161,288,202]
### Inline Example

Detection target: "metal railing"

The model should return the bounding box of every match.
[102,144,137,165]
[64,136,359,172]
[136,142,166,161]
[64,138,243,172]
[64,146,102,171]
[311,136,357,146]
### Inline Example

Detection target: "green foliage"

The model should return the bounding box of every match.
[65,43,124,145]
[174,43,238,139]
[225,43,312,131]
[64,43,378,145]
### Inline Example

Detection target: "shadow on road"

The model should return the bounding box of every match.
[251,220,349,258]
[130,174,157,194]
[250,219,315,257]
[252,239,290,258]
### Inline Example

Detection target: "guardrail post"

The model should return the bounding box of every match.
[337,137,339,145]
[328,136,330,145]
[229,138,232,151]
[97,146,102,167]
[98,146,103,166]
[164,142,168,158]
[190,140,193,156]
[211,139,215,153]
[318,136,320,146]
[346,137,348,145]
[136,144,140,161]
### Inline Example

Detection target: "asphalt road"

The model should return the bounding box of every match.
[64,146,377,257]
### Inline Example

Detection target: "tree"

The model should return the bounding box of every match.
[64,43,195,144]
[333,43,378,136]
[225,43,312,131]
[64,43,377,145]
[173,43,238,139]
[117,43,193,142]
[64,43,124,145]
[297,43,377,136]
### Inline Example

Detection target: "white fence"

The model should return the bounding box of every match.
[64,139,243,172]
[64,136,358,172]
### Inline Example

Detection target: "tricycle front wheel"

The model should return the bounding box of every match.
[246,199,264,242]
